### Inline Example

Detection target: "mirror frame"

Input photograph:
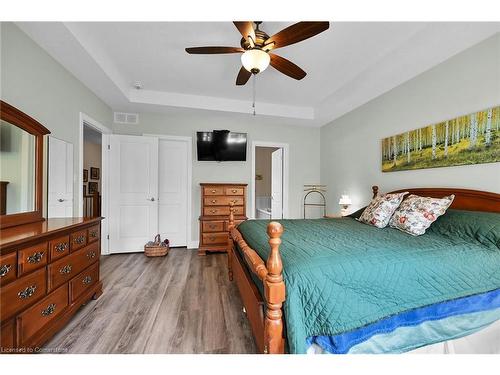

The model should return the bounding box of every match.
[0,100,50,229]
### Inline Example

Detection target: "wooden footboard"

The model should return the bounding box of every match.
[227,203,286,354]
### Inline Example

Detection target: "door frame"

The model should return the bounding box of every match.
[78,112,112,254]
[251,141,289,220]
[143,133,193,249]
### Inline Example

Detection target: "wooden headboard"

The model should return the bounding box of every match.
[372,185,500,213]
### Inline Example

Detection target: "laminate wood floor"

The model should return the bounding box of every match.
[46,249,257,354]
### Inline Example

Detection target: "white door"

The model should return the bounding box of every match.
[271,148,283,219]
[158,138,188,247]
[48,137,73,218]
[108,135,159,253]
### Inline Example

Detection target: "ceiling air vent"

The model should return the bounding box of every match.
[114,112,139,125]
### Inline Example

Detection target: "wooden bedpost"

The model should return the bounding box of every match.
[227,202,235,281]
[264,221,285,354]
[372,185,379,198]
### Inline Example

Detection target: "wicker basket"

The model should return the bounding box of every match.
[144,234,169,257]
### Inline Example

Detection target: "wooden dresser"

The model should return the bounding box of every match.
[198,183,247,255]
[0,217,103,353]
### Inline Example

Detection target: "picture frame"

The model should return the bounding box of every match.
[88,182,98,195]
[382,105,500,172]
[83,169,88,182]
[90,167,100,180]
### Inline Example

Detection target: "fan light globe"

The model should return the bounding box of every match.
[241,49,270,74]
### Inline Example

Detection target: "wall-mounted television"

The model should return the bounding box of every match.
[196,130,247,161]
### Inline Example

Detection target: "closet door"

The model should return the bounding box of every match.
[158,138,188,247]
[48,137,74,218]
[108,135,158,253]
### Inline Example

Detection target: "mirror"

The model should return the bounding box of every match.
[0,120,36,215]
[0,100,50,229]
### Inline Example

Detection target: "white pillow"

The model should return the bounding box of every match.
[358,192,409,228]
[389,194,455,236]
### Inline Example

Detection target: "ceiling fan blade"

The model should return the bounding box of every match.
[233,21,256,42]
[236,66,252,86]
[185,46,244,54]
[270,54,306,80]
[264,22,329,50]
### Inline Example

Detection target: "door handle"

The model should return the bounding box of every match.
[148,197,155,202]
[58,198,65,202]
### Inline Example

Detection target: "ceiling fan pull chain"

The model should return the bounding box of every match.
[252,74,256,116]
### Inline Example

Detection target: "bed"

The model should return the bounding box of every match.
[226,186,500,354]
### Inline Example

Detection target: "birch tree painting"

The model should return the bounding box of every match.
[382,106,500,172]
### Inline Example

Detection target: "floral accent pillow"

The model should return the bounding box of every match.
[389,194,455,236]
[358,192,409,228]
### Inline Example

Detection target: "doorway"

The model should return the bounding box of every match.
[83,125,101,218]
[251,142,289,220]
[78,112,111,254]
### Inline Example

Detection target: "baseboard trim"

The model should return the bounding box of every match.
[188,241,199,249]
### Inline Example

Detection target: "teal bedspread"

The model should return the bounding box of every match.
[236,211,500,354]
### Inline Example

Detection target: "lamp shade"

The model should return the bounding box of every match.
[241,49,270,74]
[339,195,352,206]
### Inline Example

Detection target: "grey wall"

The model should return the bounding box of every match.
[321,33,500,215]
[113,110,321,244]
[1,22,112,214]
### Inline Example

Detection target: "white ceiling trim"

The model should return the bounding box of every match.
[128,89,314,119]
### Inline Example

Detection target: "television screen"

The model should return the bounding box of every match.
[196,131,247,161]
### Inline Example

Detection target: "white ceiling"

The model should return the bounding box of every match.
[16,22,500,126]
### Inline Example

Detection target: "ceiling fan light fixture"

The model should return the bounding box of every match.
[241,48,270,74]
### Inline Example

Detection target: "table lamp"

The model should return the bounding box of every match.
[339,194,352,216]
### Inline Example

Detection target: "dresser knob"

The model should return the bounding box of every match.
[41,303,56,316]
[59,264,72,274]
[55,242,68,253]
[211,189,216,193]
[0,264,12,277]
[74,235,85,244]
[90,230,98,238]
[82,275,93,285]
[211,209,216,213]
[211,199,216,203]
[232,189,237,193]
[27,251,45,264]
[87,251,96,259]
[18,285,37,299]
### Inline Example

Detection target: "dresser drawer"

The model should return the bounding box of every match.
[0,252,17,285]
[0,268,47,321]
[226,187,244,196]
[48,241,100,291]
[49,235,70,262]
[204,196,244,206]
[70,262,99,303]
[225,220,244,230]
[18,242,48,277]
[203,186,224,196]
[70,229,87,251]
[202,221,224,232]
[202,233,228,245]
[204,206,244,216]
[87,225,100,244]
[1,319,15,350]
[17,284,69,345]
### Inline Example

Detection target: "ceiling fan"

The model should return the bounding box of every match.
[185,21,329,86]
